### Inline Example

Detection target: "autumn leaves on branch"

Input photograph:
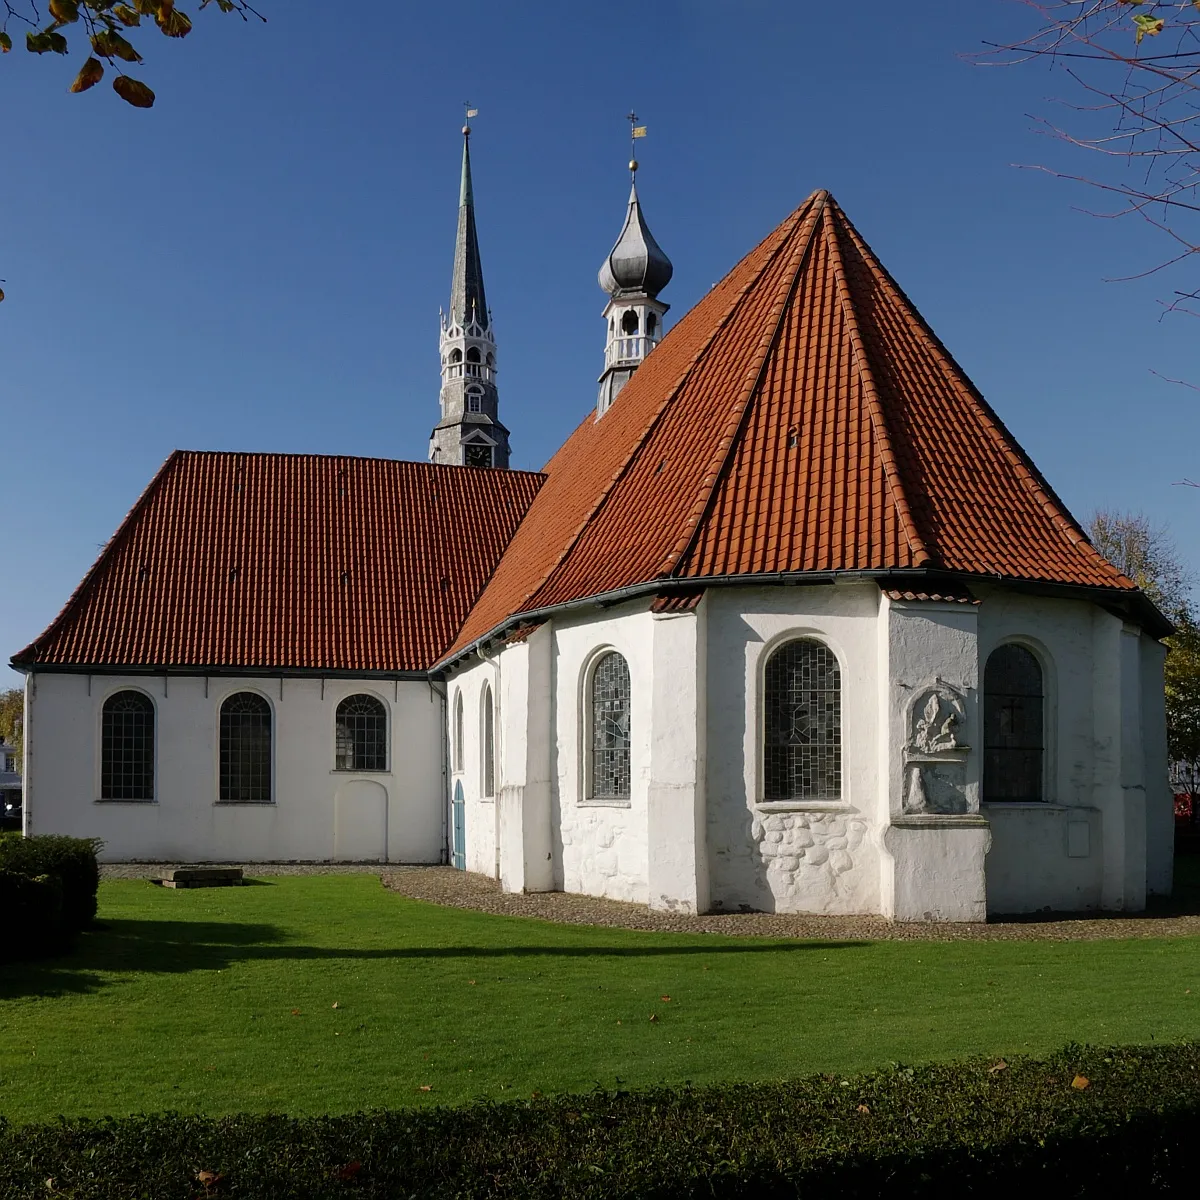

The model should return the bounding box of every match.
[0,0,263,109]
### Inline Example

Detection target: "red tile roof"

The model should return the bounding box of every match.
[14,451,543,673]
[447,191,1136,658]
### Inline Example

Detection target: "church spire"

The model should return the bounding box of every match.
[596,120,672,418]
[429,119,510,469]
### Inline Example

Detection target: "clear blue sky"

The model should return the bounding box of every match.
[2,2,1196,687]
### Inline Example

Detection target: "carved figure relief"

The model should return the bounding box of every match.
[902,683,971,816]
[911,688,966,754]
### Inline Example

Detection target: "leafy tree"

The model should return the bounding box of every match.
[1,1,263,110]
[0,687,22,772]
[1165,613,1200,771]
[984,3,1200,319]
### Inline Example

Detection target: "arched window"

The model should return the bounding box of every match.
[645,312,658,337]
[466,388,483,413]
[984,644,1044,802]
[335,694,387,772]
[621,309,639,335]
[453,690,464,772]
[101,690,154,801]
[219,692,272,803]
[481,683,495,797]
[466,346,481,363]
[763,638,841,802]
[588,651,631,800]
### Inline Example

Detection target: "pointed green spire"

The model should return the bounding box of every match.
[450,128,488,328]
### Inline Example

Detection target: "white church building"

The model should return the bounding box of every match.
[13,128,1175,921]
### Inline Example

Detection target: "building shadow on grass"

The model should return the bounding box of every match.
[0,917,867,1001]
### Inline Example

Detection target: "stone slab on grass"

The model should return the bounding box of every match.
[152,867,244,889]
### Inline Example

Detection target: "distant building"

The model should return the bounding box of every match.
[11,130,1175,920]
[0,739,21,821]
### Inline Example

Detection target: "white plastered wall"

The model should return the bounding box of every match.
[446,655,501,878]
[23,672,445,863]
[705,582,883,915]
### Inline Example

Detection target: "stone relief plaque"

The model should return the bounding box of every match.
[902,684,971,816]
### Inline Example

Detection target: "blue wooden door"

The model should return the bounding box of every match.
[451,781,466,871]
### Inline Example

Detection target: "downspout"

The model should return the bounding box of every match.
[22,670,33,837]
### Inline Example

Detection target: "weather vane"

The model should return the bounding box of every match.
[626,110,647,176]
[462,102,478,135]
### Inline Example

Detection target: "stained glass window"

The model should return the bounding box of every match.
[763,639,841,802]
[590,652,631,799]
[984,644,1044,802]
[219,692,272,803]
[481,684,495,797]
[101,690,154,801]
[335,694,387,771]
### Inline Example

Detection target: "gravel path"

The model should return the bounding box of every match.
[381,866,1200,943]
[101,862,1200,942]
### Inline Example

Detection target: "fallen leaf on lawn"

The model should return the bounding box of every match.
[856,1104,870,1114]
[616,1020,622,1025]
[291,1009,301,1016]
[331,1002,339,1009]
[196,1170,225,1189]
[1071,1075,1090,1090]
[418,1085,432,1092]
[649,1013,659,1023]
[989,1060,1008,1073]
[336,1162,362,1181]
[531,1090,542,1098]
[468,980,476,986]
[660,995,671,1002]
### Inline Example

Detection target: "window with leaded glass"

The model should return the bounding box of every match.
[588,651,631,800]
[983,644,1044,802]
[763,639,841,802]
[101,690,154,801]
[453,690,464,772]
[481,684,495,797]
[335,694,387,771]
[219,692,272,803]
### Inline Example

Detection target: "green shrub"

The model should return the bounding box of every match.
[0,833,101,933]
[0,869,65,963]
[0,1043,1195,1198]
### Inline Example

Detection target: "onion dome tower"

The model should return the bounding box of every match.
[596,155,673,417]
[429,122,511,468]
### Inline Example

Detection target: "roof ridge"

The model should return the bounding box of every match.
[823,203,932,568]
[172,449,547,480]
[508,195,821,620]
[660,193,828,578]
[826,197,1132,589]
[13,450,184,666]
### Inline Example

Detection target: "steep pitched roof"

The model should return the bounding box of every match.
[448,190,1135,658]
[14,452,543,673]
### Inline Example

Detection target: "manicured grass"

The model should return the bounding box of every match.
[0,875,1197,1124]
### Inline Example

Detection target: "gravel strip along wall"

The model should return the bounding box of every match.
[99,862,1200,942]
[381,866,1200,942]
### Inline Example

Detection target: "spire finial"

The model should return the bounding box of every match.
[462,101,478,137]
[626,110,646,178]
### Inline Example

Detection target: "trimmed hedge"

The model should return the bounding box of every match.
[0,833,101,934]
[0,1044,1196,1198]
[0,869,64,963]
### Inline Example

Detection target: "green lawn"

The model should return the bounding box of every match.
[1,875,1198,1124]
